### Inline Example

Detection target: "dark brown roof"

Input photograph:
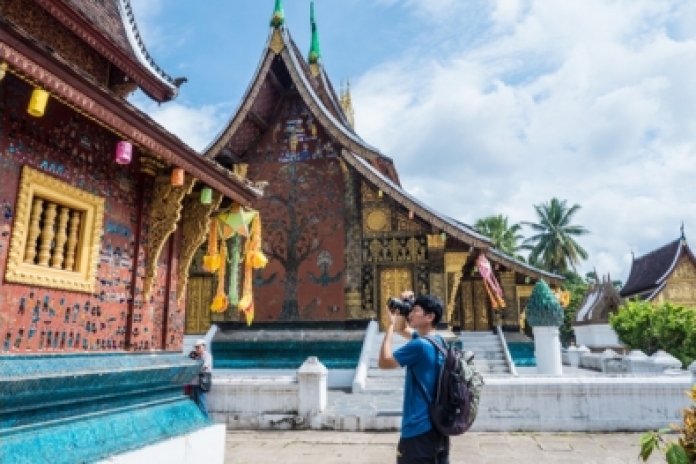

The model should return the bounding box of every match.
[620,238,685,298]
[37,0,178,101]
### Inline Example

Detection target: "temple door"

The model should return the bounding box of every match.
[184,276,214,335]
[460,279,492,331]
[379,266,413,331]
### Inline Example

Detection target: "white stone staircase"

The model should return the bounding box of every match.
[361,331,510,394]
[459,331,510,375]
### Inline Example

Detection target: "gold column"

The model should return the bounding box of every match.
[426,234,446,321]
[444,252,467,327]
[64,211,81,271]
[499,271,517,328]
[24,198,43,263]
[37,203,57,266]
[51,206,71,268]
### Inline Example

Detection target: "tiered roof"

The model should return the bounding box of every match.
[574,277,623,325]
[203,3,564,284]
[620,235,695,300]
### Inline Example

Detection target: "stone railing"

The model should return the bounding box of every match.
[352,320,379,392]
[208,357,328,430]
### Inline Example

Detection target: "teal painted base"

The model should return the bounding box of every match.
[0,353,208,463]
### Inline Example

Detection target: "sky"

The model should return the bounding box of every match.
[129,0,696,283]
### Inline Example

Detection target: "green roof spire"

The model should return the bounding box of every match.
[308,2,321,64]
[270,0,284,28]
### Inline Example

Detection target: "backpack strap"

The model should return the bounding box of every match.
[409,335,446,404]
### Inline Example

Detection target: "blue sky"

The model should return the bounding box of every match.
[130,0,696,282]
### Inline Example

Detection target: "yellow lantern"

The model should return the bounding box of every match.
[0,62,7,82]
[28,88,50,117]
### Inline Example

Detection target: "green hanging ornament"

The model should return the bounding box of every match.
[228,234,241,307]
[525,280,564,327]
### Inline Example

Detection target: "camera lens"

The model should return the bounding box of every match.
[386,297,413,316]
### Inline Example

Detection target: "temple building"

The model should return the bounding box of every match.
[196,2,563,335]
[573,275,623,349]
[0,1,259,461]
[620,231,696,306]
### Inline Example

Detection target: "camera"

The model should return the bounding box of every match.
[188,350,200,360]
[386,296,414,316]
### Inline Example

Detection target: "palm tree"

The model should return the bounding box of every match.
[474,215,526,261]
[522,198,590,274]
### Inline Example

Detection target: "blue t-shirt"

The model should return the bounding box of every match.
[393,332,445,438]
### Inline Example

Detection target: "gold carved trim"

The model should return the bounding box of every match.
[363,208,390,233]
[5,166,104,293]
[177,192,223,303]
[516,285,534,298]
[142,175,197,300]
[269,29,285,54]
[427,234,446,249]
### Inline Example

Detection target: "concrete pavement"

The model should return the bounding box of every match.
[225,431,667,463]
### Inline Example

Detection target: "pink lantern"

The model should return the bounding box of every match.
[115,141,132,165]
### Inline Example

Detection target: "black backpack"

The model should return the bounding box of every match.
[410,336,484,436]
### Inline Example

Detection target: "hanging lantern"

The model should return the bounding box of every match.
[200,187,213,205]
[0,62,7,82]
[114,141,132,165]
[377,189,383,198]
[408,210,414,220]
[28,88,50,117]
[171,168,184,186]
[440,232,447,242]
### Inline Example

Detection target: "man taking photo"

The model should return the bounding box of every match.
[378,291,449,463]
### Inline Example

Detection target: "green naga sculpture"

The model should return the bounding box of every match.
[526,280,564,327]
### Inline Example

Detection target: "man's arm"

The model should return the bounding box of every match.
[378,309,401,369]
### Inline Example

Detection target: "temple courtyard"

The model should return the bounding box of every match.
[224,430,666,463]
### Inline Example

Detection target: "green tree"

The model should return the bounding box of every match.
[474,215,526,261]
[522,198,590,274]
[559,270,587,346]
[609,300,696,368]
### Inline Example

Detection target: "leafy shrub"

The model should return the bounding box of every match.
[609,300,696,368]
[640,386,696,463]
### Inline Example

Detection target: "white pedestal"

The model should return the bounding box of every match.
[533,326,563,375]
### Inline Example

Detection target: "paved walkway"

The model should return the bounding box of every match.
[225,431,667,463]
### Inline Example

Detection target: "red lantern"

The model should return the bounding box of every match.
[115,141,132,165]
[408,210,414,220]
[171,168,184,186]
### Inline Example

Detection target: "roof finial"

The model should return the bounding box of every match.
[270,0,284,28]
[308,2,322,66]
[681,221,685,241]
[340,77,355,129]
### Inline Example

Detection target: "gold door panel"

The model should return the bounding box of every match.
[185,276,214,335]
[379,267,413,331]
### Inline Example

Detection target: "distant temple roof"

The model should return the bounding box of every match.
[620,235,695,300]
[38,0,182,101]
[574,277,623,325]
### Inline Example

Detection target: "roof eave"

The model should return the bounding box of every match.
[33,0,176,103]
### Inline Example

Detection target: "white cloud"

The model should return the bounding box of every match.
[130,93,234,152]
[352,0,696,282]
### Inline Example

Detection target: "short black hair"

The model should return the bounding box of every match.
[413,294,443,326]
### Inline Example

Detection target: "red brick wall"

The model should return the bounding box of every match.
[0,75,182,352]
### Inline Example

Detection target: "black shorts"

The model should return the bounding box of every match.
[396,428,450,464]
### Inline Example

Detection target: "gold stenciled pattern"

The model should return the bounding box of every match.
[363,208,390,233]
[362,236,427,263]
[184,276,214,335]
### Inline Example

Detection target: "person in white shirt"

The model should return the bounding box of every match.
[190,339,213,418]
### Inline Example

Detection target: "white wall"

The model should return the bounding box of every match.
[574,324,621,347]
[99,424,226,464]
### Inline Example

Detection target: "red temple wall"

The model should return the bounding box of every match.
[0,75,183,353]
[246,95,346,322]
